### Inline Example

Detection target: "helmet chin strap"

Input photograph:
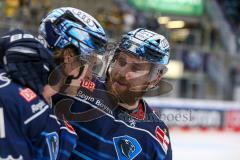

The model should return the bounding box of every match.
[59,65,85,93]
[65,64,85,84]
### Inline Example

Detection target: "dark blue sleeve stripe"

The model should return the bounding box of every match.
[72,123,113,144]
[78,142,114,160]
[58,149,71,158]
[72,150,93,160]
[142,151,152,160]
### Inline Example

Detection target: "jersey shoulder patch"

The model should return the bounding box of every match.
[143,101,171,154]
[19,88,37,102]
[155,126,170,153]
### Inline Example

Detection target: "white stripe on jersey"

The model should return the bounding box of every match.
[49,114,61,125]
[24,105,49,125]
[0,108,6,138]
[60,126,77,135]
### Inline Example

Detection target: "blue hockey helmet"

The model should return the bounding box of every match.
[38,7,107,56]
[117,28,170,65]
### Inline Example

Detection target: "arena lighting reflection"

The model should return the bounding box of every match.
[166,21,185,29]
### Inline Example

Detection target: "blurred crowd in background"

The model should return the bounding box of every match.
[0,0,240,101]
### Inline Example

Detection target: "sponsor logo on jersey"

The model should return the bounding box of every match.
[19,88,37,102]
[113,135,142,160]
[31,100,46,113]
[155,126,169,153]
[79,80,96,91]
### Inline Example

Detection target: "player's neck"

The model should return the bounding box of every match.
[119,100,139,110]
[42,85,57,104]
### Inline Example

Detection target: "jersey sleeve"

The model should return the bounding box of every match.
[165,140,172,160]
[0,83,77,160]
[149,109,172,160]
[16,88,78,160]
[163,126,172,160]
[15,87,61,159]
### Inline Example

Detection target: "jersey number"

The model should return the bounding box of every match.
[0,108,5,138]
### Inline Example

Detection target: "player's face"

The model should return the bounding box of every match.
[69,55,98,86]
[109,52,151,104]
[50,47,97,95]
[58,47,96,81]
[62,49,82,77]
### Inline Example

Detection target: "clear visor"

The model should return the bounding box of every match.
[48,50,111,93]
[108,51,169,93]
[71,51,110,80]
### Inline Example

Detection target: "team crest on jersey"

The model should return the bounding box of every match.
[113,135,142,160]
[44,132,59,160]
[19,88,37,102]
[155,126,169,153]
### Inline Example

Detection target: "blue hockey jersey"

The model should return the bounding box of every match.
[52,78,172,160]
[0,28,77,160]
[0,68,77,160]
